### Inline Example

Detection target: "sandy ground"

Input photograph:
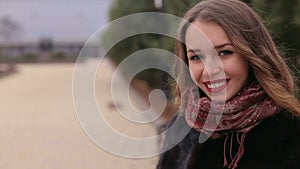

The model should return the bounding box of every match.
[0,58,159,169]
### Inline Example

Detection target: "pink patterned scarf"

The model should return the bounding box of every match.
[185,82,281,169]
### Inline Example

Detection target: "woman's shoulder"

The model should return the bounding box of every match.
[274,110,300,145]
[249,110,300,168]
[275,110,300,168]
[267,109,300,132]
[156,113,200,169]
[161,113,199,150]
[251,109,300,143]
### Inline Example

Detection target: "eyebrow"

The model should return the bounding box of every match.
[187,49,201,53]
[187,42,233,53]
[214,42,233,49]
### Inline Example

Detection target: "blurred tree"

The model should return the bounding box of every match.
[0,15,23,41]
[103,0,200,88]
[247,0,300,92]
[163,0,199,17]
[102,0,164,90]
[250,0,300,57]
[0,15,22,74]
[102,0,201,124]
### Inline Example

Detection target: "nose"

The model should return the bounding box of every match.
[202,55,223,78]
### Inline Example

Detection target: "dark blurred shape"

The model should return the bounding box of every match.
[38,37,53,62]
[39,37,53,52]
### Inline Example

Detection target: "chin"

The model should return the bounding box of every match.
[210,96,227,103]
[208,92,228,103]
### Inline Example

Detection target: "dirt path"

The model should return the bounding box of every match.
[0,59,159,169]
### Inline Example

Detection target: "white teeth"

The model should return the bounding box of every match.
[207,81,226,89]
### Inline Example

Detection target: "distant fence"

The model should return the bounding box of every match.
[0,41,101,63]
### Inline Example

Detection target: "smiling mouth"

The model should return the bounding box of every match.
[203,79,229,93]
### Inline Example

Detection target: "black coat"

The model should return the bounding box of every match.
[156,110,300,169]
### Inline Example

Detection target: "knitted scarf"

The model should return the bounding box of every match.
[185,82,281,169]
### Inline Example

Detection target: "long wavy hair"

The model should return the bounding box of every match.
[173,0,300,115]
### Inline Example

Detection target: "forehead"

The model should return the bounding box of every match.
[185,20,231,51]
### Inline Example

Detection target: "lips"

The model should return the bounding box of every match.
[203,79,229,93]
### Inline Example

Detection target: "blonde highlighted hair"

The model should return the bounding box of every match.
[174,0,300,115]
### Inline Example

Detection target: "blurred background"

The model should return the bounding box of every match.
[0,0,299,169]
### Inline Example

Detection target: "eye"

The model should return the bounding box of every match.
[189,54,204,61]
[219,50,233,56]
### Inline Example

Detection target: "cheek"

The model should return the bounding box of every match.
[234,59,249,79]
[224,59,249,84]
[189,64,204,82]
[223,57,248,76]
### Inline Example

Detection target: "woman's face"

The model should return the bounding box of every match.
[185,20,249,102]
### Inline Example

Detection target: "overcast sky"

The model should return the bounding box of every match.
[0,0,112,42]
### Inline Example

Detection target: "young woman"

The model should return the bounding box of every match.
[156,0,300,169]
